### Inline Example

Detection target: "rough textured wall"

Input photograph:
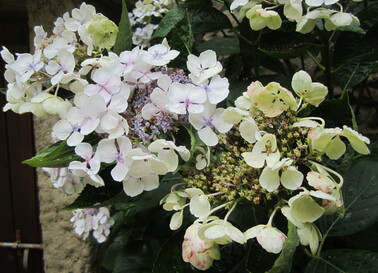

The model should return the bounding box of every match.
[26,1,95,272]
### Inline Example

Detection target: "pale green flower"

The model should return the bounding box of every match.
[283,0,303,22]
[259,158,304,192]
[185,188,211,219]
[87,16,118,50]
[199,218,245,245]
[291,70,328,107]
[242,134,280,169]
[251,82,297,117]
[246,5,282,31]
[340,126,370,155]
[324,12,359,31]
[297,223,322,255]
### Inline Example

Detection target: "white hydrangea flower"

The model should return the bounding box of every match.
[97,136,133,181]
[148,139,190,172]
[43,167,86,194]
[189,102,233,146]
[200,75,230,105]
[68,142,104,186]
[45,49,76,85]
[9,50,44,82]
[199,218,246,244]
[187,50,223,85]
[122,173,160,197]
[142,39,179,66]
[167,82,207,114]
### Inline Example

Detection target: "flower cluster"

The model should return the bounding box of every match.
[129,0,174,46]
[160,70,370,270]
[231,0,361,33]
[70,207,114,243]
[1,2,371,271]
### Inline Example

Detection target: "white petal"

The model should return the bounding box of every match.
[281,167,303,190]
[123,177,144,197]
[198,127,219,146]
[259,167,280,192]
[141,173,159,191]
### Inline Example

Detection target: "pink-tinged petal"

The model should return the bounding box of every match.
[117,136,132,153]
[150,89,169,109]
[108,93,128,113]
[188,85,207,104]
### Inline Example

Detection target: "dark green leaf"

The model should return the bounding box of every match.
[309,93,354,128]
[165,14,193,68]
[358,2,378,29]
[151,7,185,39]
[318,159,378,236]
[102,227,132,270]
[113,0,132,54]
[64,174,122,210]
[267,222,299,273]
[196,37,240,56]
[335,61,378,90]
[338,24,366,35]
[0,88,6,95]
[22,140,80,168]
[305,249,378,273]
[185,4,232,34]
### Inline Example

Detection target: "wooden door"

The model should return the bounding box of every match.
[0,1,44,272]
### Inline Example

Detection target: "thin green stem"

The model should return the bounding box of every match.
[306,50,325,70]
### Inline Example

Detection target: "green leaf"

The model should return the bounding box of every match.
[267,222,299,273]
[0,88,6,95]
[64,173,122,210]
[309,92,354,128]
[165,14,194,69]
[197,37,240,56]
[305,249,378,273]
[336,61,378,90]
[102,228,133,271]
[151,7,185,39]
[318,159,378,236]
[113,0,132,54]
[22,140,80,168]
[184,3,232,34]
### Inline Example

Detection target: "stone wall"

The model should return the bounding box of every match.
[27,1,94,272]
